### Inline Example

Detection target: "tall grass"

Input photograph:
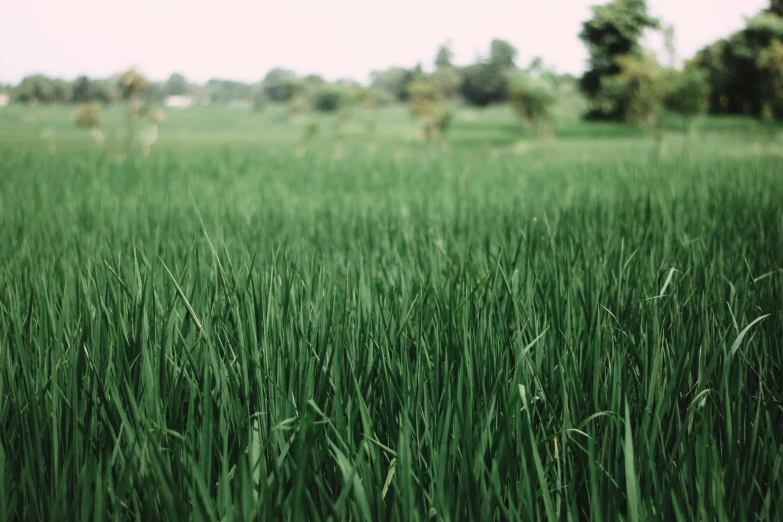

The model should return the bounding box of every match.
[0,132,781,521]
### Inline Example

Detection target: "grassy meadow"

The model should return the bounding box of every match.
[0,103,781,521]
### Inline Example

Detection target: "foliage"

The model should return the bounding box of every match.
[371,66,424,102]
[370,67,409,101]
[489,39,518,69]
[508,75,556,134]
[407,80,449,140]
[165,73,189,96]
[263,68,298,102]
[613,53,665,131]
[665,67,710,123]
[460,62,509,107]
[13,75,72,104]
[434,42,454,69]
[118,68,149,99]
[72,76,118,104]
[407,80,443,119]
[579,0,659,120]
[757,39,783,114]
[205,79,253,105]
[692,12,783,119]
[429,66,462,99]
[287,94,312,115]
[313,86,345,112]
[75,102,101,128]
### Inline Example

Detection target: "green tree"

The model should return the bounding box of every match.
[758,39,783,117]
[263,68,298,102]
[407,81,450,141]
[72,76,94,103]
[489,39,517,69]
[75,102,105,146]
[165,73,188,96]
[14,75,55,103]
[205,79,253,105]
[118,68,149,100]
[665,67,710,157]
[370,67,409,101]
[771,0,783,17]
[508,75,556,138]
[527,57,544,74]
[579,0,659,120]
[692,13,783,118]
[614,53,666,154]
[313,86,344,112]
[430,67,462,99]
[460,62,508,106]
[434,42,454,69]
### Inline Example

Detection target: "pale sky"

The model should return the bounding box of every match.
[0,0,768,85]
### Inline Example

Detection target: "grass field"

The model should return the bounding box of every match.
[0,104,781,521]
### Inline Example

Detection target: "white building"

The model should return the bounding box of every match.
[164,95,193,108]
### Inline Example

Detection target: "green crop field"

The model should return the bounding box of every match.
[0,105,781,521]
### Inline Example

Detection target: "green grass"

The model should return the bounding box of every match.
[0,105,781,521]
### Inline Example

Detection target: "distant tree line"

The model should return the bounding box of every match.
[4,0,782,124]
[2,38,574,114]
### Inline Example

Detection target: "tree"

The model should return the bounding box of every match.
[435,42,454,69]
[72,76,93,103]
[205,79,253,105]
[74,78,119,104]
[165,73,188,96]
[508,75,556,138]
[771,0,783,17]
[579,0,659,120]
[460,63,509,106]
[527,57,544,74]
[757,39,783,118]
[118,68,149,100]
[407,81,450,142]
[51,79,72,103]
[430,67,462,99]
[665,67,710,157]
[371,67,409,101]
[692,13,783,118]
[14,75,55,103]
[614,53,666,154]
[313,86,344,112]
[263,68,298,102]
[489,39,517,69]
[75,102,105,146]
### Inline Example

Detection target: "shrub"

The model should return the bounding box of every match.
[313,87,344,112]
[508,76,556,135]
[460,63,509,107]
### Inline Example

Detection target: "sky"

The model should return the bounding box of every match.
[0,0,769,85]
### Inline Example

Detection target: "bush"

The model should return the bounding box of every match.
[460,63,509,107]
[508,76,556,132]
[313,87,344,112]
[665,67,710,124]
[407,81,450,141]
[75,103,101,128]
